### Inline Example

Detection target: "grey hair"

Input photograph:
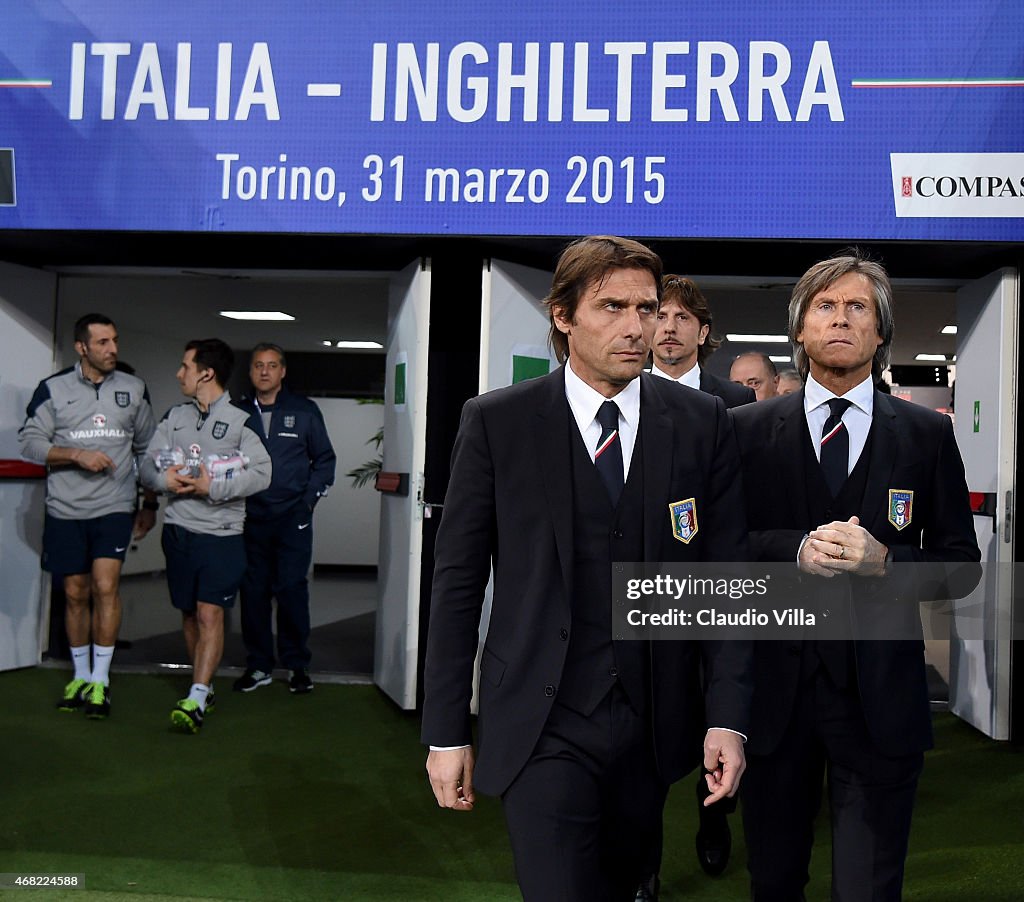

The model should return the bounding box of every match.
[788,250,894,380]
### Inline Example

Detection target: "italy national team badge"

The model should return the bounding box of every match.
[212,421,229,440]
[888,489,914,531]
[669,498,699,544]
[284,415,295,428]
[115,391,130,408]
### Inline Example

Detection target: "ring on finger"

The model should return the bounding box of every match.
[838,544,845,559]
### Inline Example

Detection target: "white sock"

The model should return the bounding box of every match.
[71,645,91,681]
[90,645,115,686]
[187,683,211,711]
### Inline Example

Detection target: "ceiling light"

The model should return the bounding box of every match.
[941,325,957,334]
[915,354,948,362]
[726,333,789,343]
[769,355,791,363]
[219,311,295,321]
[335,340,384,350]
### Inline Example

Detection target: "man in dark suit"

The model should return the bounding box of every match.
[641,275,753,897]
[422,236,753,901]
[731,250,981,901]
[649,274,755,410]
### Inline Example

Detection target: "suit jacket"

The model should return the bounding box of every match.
[731,389,981,757]
[699,369,756,409]
[421,367,752,795]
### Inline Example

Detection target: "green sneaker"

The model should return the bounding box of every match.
[83,682,111,719]
[57,678,89,713]
[170,698,204,734]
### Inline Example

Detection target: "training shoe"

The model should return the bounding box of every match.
[232,669,272,693]
[83,682,111,719]
[289,669,314,694]
[205,691,217,715]
[170,698,204,734]
[57,677,89,713]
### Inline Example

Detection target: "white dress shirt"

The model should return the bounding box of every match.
[803,372,875,471]
[563,358,641,480]
[650,360,701,390]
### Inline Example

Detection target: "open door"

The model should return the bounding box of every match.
[479,260,559,394]
[375,259,431,709]
[950,268,1019,740]
[466,260,556,710]
[0,262,57,671]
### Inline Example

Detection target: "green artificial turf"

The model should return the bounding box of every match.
[0,668,1021,900]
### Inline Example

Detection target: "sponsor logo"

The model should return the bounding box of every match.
[669,498,699,545]
[114,546,127,553]
[115,391,131,408]
[298,522,311,530]
[69,428,126,439]
[212,421,229,440]
[890,153,1024,218]
[92,413,106,427]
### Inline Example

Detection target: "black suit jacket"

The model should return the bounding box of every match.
[422,367,752,795]
[731,390,980,757]
[699,369,756,408]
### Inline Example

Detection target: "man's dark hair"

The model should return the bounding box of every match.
[74,313,116,345]
[251,342,286,367]
[661,275,721,365]
[543,235,663,364]
[185,338,234,388]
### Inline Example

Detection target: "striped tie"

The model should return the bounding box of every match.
[820,397,853,497]
[595,400,624,505]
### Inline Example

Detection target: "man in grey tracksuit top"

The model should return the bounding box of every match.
[19,313,157,719]
[140,338,271,733]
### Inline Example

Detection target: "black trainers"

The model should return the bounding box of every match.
[289,670,314,694]
[83,682,111,719]
[233,669,272,692]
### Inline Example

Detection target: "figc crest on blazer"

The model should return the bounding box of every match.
[669,497,698,544]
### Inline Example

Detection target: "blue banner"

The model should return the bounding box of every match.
[1,1,1022,239]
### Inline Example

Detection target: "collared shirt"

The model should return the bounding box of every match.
[650,360,701,390]
[564,358,640,481]
[431,363,746,750]
[804,372,874,471]
[18,361,156,519]
[139,391,272,536]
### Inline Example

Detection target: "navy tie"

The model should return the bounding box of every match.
[595,400,624,505]
[820,397,853,497]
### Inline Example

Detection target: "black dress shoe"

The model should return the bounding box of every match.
[634,872,660,902]
[695,778,732,876]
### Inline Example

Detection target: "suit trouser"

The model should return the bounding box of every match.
[501,685,668,902]
[641,767,738,877]
[741,668,923,902]
[239,505,314,672]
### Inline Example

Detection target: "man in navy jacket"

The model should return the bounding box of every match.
[234,343,336,695]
